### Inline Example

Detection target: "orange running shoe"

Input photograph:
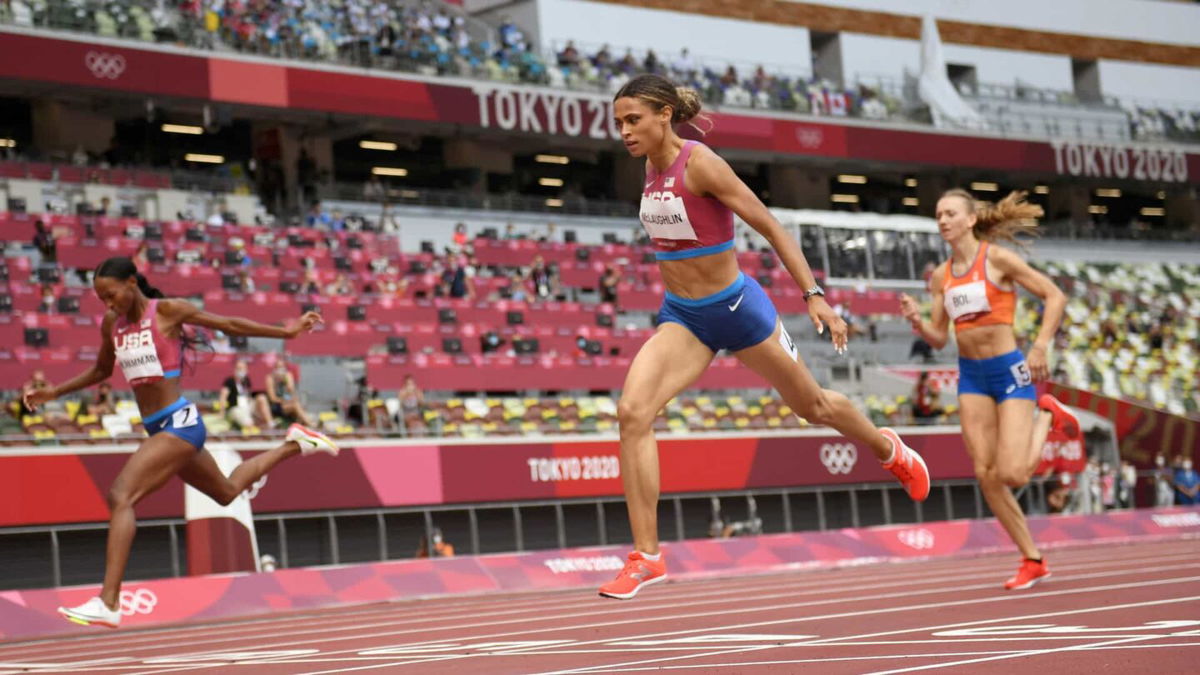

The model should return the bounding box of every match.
[598,551,667,599]
[880,428,930,502]
[1038,394,1080,438]
[1005,557,1051,590]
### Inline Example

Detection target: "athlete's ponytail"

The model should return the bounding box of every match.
[615,74,712,134]
[94,257,167,297]
[942,189,1043,249]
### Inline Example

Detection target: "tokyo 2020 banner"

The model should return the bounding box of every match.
[1,31,1196,183]
[0,430,974,527]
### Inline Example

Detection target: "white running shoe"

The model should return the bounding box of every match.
[58,596,120,628]
[286,423,340,456]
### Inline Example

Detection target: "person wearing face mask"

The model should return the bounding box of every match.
[1173,456,1199,506]
[1154,454,1176,507]
[219,359,273,429]
[900,189,1069,590]
[265,358,315,428]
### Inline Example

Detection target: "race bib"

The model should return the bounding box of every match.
[778,322,798,362]
[1009,360,1033,388]
[639,191,698,241]
[171,404,199,429]
[113,328,164,382]
[944,280,991,321]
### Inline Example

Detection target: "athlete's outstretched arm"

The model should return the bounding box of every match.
[900,264,951,350]
[685,146,847,350]
[161,299,323,339]
[24,314,117,408]
[990,246,1067,381]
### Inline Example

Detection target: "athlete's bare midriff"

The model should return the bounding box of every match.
[658,249,740,299]
[955,323,1019,360]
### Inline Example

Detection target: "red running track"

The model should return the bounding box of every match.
[1,537,1197,674]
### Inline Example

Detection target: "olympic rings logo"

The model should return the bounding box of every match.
[118,588,158,616]
[819,442,858,475]
[85,51,127,80]
[897,528,936,550]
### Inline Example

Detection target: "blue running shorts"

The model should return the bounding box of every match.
[657,272,778,353]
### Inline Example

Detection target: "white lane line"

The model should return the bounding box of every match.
[865,635,1162,674]
[254,580,1200,675]
[2,546,1008,657]
[523,594,1200,675]
[8,538,1190,658]
[17,551,1198,674]
[18,548,1182,665]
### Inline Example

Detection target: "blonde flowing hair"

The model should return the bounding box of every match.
[942,189,1043,249]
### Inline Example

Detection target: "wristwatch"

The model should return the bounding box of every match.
[803,285,825,300]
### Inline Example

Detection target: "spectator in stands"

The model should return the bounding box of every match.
[398,374,425,434]
[643,49,660,74]
[325,272,354,297]
[220,359,273,430]
[363,175,385,201]
[86,382,117,418]
[1154,453,1175,507]
[265,359,314,427]
[38,284,56,314]
[210,330,235,354]
[912,371,943,423]
[415,527,455,558]
[347,375,391,430]
[1045,472,1075,514]
[377,204,399,234]
[452,222,470,250]
[1173,455,1198,505]
[503,222,520,240]
[1117,460,1137,509]
[599,266,620,304]
[306,200,331,229]
[32,219,56,264]
[671,48,695,77]
[558,40,580,68]
[439,254,475,299]
[301,268,321,295]
[528,255,555,299]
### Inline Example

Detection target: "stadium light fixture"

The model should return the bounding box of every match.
[1095,188,1122,198]
[831,194,860,204]
[1140,207,1166,217]
[371,167,408,177]
[545,198,564,207]
[536,154,570,165]
[1087,205,1108,214]
[184,153,224,164]
[837,174,867,184]
[0,138,15,148]
[902,197,919,206]
[162,124,203,135]
[538,177,564,187]
[1034,185,1050,194]
[905,178,918,187]
[970,182,999,192]
[359,140,398,151]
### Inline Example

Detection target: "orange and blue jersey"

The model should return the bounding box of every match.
[942,243,1035,403]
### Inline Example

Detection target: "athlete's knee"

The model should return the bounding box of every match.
[107,483,138,510]
[996,465,1029,489]
[616,397,655,435]
[973,462,997,485]
[797,390,839,426]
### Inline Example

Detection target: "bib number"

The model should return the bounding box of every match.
[172,404,199,429]
[1009,361,1033,388]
